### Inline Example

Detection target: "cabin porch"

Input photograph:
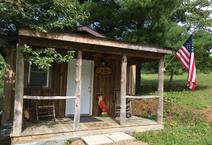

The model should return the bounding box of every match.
[12,116,163,144]
[1,28,173,144]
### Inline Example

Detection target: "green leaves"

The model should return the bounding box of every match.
[22,45,74,70]
[0,54,7,74]
[0,0,88,31]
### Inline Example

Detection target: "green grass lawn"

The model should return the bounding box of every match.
[135,73,212,145]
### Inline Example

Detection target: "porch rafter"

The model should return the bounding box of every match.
[19,36,165,59]
[19,28,173,55]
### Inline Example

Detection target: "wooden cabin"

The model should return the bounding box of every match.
[1,26,172,144]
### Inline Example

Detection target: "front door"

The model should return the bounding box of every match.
[65,59,94,116]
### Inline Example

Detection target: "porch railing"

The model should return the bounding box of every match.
[126,95,159,99]
[23,95,76,100]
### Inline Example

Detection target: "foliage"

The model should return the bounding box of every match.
[135,73,212,145]
[22,45,75,70]
[194,30,212,73]
[0,0,88,59]
[140,111,157,121]
[83,0,212,76]
[0,0,88,31]
[65,138,72,145]
[0,54,7,73]
[0,0,211,73]
[0,54,6,110]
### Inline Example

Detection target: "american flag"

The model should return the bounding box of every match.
[176,35,197,91]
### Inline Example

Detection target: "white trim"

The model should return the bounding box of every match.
[126,95,160,99]
[89,60,94,116]
[23,95,76,100]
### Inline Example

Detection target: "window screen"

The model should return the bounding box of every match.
[29,64,48,87]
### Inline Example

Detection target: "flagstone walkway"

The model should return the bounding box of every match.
[81,132,135,145]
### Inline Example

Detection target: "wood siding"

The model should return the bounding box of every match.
[24,62,68,118]
[3,48,163,122]
[92,55,121,117]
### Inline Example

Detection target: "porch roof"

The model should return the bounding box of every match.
[18,28,173,58]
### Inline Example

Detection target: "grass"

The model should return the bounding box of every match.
[135,73,212,145]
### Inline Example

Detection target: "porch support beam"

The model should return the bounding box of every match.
[73,50,82,130]
[13,44,24,135]
[128,65,136,95]
[157,57,164,123]
[120,55,127,126]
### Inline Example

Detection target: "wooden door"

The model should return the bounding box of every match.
[65,59,94,116]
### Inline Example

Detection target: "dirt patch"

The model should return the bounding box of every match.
[132,99,158,116]
[194,108,212,122]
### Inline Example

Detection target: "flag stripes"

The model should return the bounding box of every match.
[176,35,197,91]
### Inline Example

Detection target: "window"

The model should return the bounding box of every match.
[29,64,49,87]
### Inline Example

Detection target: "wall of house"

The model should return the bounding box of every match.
[92,55,121,117]
[23,62,67,119]
[2,48,68,122]
[2,48,147,122]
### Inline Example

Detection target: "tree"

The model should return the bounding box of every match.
[163,0,212,81]
[83,0,212,80]
[0,0,88,70]
[0,0,88,50]
[0,0,88,31]
[0,0,211,75]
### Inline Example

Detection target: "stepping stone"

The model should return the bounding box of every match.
[105,132,135,142]
[82,135,113,145]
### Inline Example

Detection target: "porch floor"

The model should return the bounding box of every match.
[21,116,158,136]
[12,116,163,144]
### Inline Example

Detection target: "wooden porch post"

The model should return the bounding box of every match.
[13,44,24,135]
[128,65,136,95]
[73,50,82,130]
[120,55,127,126]
[157,57,164,123]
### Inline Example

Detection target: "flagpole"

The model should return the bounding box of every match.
[163,55,176,71]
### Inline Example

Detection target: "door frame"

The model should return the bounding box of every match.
[65,59,94,116]
[89,60,94,116]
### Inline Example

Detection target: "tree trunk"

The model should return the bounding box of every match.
[169,69,174,83]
